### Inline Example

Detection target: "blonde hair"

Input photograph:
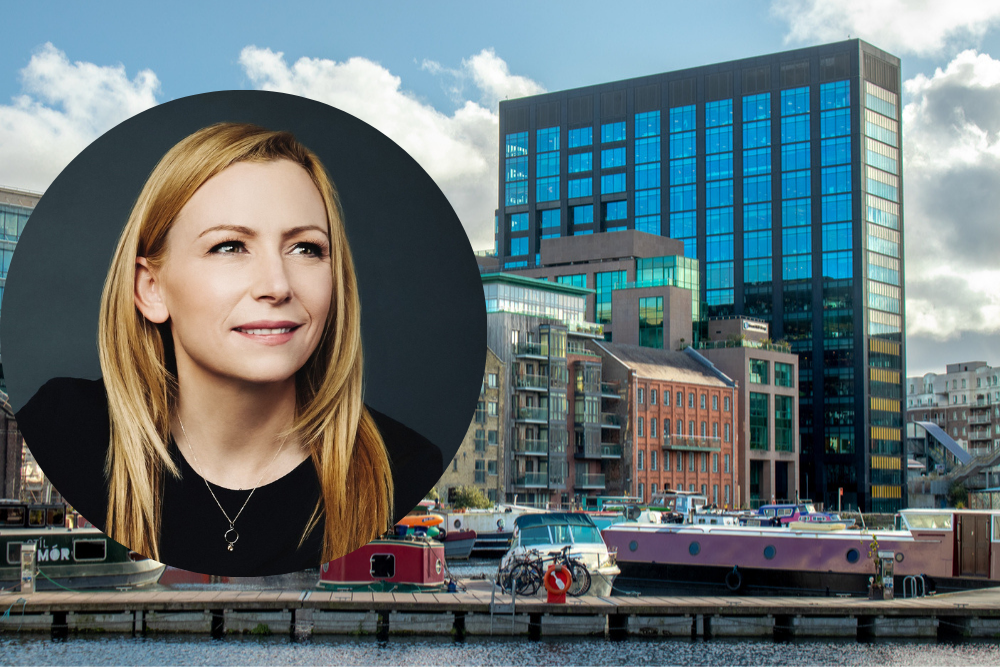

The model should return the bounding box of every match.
[98,122,393,562]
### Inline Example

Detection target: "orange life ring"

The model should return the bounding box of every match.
[543,563,573,595]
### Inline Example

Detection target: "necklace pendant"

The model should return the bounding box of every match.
[224,526,239,552]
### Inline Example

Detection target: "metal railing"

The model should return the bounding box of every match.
[514,473,548,487]
[662,435,723,451]
[600,413,622,427]
[514,342,545,357]
[601,444,623,458]
[513,438,549,455]
[577,473,606,488]
[515,407,548,421]
[695,339,792,353]
[567,341,600,358]
[514,374,549,390]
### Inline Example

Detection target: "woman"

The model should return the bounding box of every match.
[17,123,441,575]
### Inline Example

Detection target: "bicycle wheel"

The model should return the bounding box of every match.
[566,560,591,596]
[510,562,542,596]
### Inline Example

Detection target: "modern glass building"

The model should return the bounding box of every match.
[0,186,39,393]
[495,40,904,512]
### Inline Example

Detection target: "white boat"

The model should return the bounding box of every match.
[499,512,620,597]
[443,504,547,556]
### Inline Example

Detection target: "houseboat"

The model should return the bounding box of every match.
[444,505,546,556]
[317,534,448,593]
[603,508,1000,597]
[0,500,164,590]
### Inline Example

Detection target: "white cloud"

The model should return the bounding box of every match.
[902,50,1000,340]
[772,0,1000,56]
[241,47,543,249]
[0,43,159,191]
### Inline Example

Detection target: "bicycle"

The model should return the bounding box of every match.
[498,546,591,597]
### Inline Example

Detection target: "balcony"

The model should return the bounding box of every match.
[514,374,549,391]
[515,407,548,423]
[514,342,546,359]
[574,444,602,460]
[566,320,604,338]
[695,339,792,353]
[600,413,622,429]
[513,473,548,488]
[576,473,606,489]
[600,382,624,400]
[970,428,993,441]
[971,396,992,409]
[513,437,549,456]
[601,444,623,458]
[662,435,722,452]
[567,341,600,358]
[970,414,992,425]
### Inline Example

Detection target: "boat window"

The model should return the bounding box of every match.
[1,507,25,527]
[6,542,23,565]
[777,508,794,517]
[370,554,395,579]
[47,508,65,527]
[902,513,952,530]
[519,526,552,547]
[73,539,107,562]
[804,504,817,513]
[762,509,775,517]
[28,509,45,527]
[570,525,603,544]
[994,516,999,542]
[551,525,573,545]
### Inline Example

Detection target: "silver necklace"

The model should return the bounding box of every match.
[177,417,287,552]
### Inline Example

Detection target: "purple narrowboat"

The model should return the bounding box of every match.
[603,508,1000,596]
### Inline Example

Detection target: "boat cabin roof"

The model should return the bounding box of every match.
[514,512,598,530]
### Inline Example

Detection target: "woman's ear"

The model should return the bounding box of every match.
[134,257,170,324]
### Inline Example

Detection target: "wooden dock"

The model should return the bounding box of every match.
[2,585,1000,639]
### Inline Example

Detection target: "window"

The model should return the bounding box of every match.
[638,417,644,437]
[724,396,731,412]
[540,209,560,230]
[568,178,593,199]
[569,127,593,148]
[488,460,498,476]
[487,373,498,388]
[750,393,769,450]
[602,122,626,143]
[712,396,719,410]
[651,418,658,439]
[664,419,670,438]
[677,452,682,470]
[688,393,694,408]
[651,450,658,470]
[749,359,769,384]
[701,453,707,472]
[638,388,645,404]
[689,420,695,436]
[701,421,707,436]
[488,401,498,416]
[476,400,485,423]
[725,423,731,443]
[775,395,793,452]
[475,429,486,452]
[775,362,794,388]
[712,422,719,438]
[488,430,498,446]
[700,394,707,409]
[724,454,731,473]
[664,391,671,407]
[689,453,695,472]
[637,449,644,470]
[677,391,683,406]
[651,390,657,405]
[510,237,528,256]
[664,450,670,471]
[638,483,644,502]
[713,453,719,473]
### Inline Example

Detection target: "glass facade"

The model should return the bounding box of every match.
[495,42,905,511]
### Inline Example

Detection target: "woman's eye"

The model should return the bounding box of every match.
[291,242,326,257]
[209,240,246,254]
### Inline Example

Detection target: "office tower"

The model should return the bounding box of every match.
[495,40,904,511]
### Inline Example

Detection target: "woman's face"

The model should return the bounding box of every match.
[135,159,334,388]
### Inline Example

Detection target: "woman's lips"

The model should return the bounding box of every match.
[232,321,302,345]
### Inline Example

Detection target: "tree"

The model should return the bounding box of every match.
[424,486,440,502]
[947,481,968,509]
[451,485,492,510]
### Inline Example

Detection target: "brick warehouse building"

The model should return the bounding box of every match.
[493,40,905,512]
[594,342,739,507]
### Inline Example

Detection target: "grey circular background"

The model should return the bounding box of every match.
[1,90,486,477]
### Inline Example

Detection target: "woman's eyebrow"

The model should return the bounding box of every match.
[197,224,255,238]
[283,225,329,239]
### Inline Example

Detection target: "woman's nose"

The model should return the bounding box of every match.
[250,251,293,303]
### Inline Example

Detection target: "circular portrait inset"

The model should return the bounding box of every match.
[2,91,485,576]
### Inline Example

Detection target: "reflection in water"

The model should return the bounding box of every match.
[2,636,1000,666]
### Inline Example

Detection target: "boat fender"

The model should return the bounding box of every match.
[497,519,505,531]
[725,565,743,592]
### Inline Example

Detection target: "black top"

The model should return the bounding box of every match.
[15,377,443,576]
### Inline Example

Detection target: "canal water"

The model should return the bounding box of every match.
[2,635,999,666]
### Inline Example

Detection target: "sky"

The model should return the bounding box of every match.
[3,0,1000,377]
